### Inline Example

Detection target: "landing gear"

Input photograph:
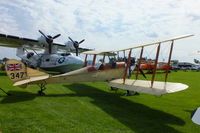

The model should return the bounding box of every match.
[38,84,46,96]
[111,87,118,91]
[124,90,140,96]
[38,90,45,96]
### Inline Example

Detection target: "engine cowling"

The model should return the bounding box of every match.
[38,36,48,47]
[64,41,76,51]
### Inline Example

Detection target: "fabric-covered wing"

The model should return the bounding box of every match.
[108,79,188,96]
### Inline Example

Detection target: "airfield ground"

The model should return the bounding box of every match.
[0,71,200,133]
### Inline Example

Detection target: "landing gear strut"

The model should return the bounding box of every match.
[38,84,46,96]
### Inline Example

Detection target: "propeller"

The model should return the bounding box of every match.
[68,37,85,56]
[39,30,61,54]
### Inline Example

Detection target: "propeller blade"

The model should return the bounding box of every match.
[68,37,75,44]
[53,34,61,39]
[38,30,47,38]
[68,37,85,56]
[76,48,79,56]
[78,39,85,44]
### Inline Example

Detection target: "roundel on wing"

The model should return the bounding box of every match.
[58,57,65,64]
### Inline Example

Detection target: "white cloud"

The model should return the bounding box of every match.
[0,0,199,62]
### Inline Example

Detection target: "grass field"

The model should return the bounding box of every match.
[0,70,200,133]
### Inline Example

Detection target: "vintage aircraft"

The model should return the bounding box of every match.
[0,30,91,73]
[3,34,193,96]
[139,60,171,73]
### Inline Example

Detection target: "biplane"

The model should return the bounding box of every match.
[4,34,193,96]
[139,61,170,73]
[0,30,92,73]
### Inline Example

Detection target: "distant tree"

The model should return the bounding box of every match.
[171,60,179,65]
[0,64,5,71]
[2,57,9,64]
[141,57,147,60]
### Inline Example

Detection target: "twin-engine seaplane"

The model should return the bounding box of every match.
[3,34,193,96]
[0,30,91,73]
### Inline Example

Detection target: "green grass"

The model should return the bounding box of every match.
[0,71,200,133]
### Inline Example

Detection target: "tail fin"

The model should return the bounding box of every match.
[5,59,48,88]
[5,59,27,83]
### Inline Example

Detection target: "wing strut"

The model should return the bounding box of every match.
[123,51,126,61]
[123,49,132,83]
[83,54,88,67]
[117,52,119,60]
[165,40,174,82]
[135,46,144,80]
[102,54,106,63]
[151,43,161,87]
[92,54,97,66]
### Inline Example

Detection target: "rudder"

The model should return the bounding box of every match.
[5,59,27,83]
[5,59,49,88]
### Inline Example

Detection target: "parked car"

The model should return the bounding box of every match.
[171,65,180,71]
[191,65,200,70]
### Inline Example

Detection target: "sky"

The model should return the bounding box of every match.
[0,0,200,63]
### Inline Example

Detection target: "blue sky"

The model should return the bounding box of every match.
[0,0,200,62]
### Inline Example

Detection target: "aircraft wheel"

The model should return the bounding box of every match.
[125,91,140,96]
[38,90,45,96]
[111,87,118,91]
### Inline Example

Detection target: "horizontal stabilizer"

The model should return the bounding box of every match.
[14,75,49,86]
[108,79,188,95]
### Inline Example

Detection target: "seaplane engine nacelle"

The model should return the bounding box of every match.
[38,36,48,47]
[64,41,76,51]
